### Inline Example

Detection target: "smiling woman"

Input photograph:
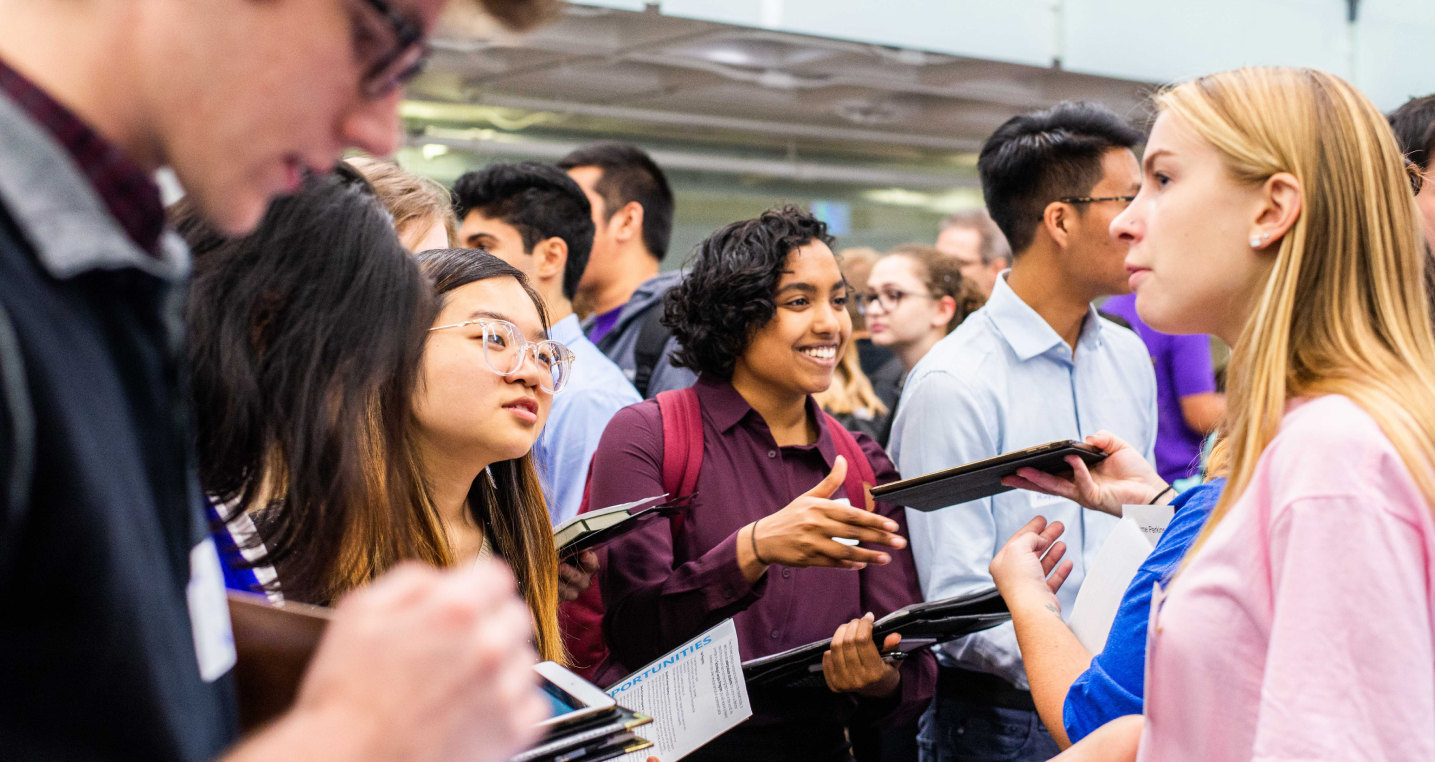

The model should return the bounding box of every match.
[587,206,935,762]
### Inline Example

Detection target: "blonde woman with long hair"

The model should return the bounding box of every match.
[996,67,1435,761]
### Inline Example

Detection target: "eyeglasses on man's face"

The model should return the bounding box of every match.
[1036,195,1137,222]
[428,318,575,394]
[1059,195,1137,208]
[857,288,934,316]
[347,0,431,100]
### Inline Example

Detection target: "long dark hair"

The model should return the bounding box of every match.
[176,168,441,604]
[412,248,563,663]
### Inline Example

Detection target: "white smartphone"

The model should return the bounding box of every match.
[532,661,618,732]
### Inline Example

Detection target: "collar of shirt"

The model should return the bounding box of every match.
[693,373,840,467]
[0,77,186,282]
[984,271,1105,363]
[0,55,164,259]
[549,312,584,347]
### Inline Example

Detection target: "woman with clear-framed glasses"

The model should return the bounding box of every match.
[861,244,985,404]
[412,248,576,665]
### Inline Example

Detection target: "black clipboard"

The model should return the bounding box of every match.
[740,588,1010,689]
[556,495,695,559]
[872,440,1107,511]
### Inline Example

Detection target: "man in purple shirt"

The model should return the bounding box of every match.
[1101,294,1225,483]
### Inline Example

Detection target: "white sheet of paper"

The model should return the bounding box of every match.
[1066,517,1156,654]
[1120,504,1175,548]
[608,619,751,762]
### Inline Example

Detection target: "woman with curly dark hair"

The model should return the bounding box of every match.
[587,206,934,762]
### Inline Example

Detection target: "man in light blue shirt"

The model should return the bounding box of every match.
[453,162,641,526]
[890,102,1157,762]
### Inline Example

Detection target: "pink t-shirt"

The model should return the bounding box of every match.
[1139,395,1435,762]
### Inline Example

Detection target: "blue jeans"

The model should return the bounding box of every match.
[917,694,1061,762]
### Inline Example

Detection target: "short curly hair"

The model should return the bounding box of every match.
[665,205,836,379]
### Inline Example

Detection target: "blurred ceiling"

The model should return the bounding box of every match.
[403,3,1153,191]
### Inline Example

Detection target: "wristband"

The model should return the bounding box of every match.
[1148,485,1175,505]
[750,517,771,566]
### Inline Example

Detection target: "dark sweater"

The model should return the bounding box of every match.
[0,90,236,761]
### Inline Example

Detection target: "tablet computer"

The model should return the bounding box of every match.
[533,661,618,733]
[871,439,1106,511]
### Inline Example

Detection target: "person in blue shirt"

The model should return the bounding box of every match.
[989,440,1223,746]
[890,102,1158,761]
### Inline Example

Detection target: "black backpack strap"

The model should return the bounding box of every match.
[0,299,34,582]
[632,304,671,399]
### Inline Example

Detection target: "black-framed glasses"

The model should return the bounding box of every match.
[427,318,575,394]
[1058,195,1137,206]
[857,288,933,316]
[351,0,431,100]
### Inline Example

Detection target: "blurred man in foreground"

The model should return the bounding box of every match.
[0,0,554,760]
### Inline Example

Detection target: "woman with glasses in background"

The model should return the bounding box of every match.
[860,244,985,441]
[411,248,575,664]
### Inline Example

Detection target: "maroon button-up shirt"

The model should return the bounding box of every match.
[0,56,164,256]
[592,374,935,736]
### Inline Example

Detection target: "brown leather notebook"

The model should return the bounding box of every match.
[227,591,331,732]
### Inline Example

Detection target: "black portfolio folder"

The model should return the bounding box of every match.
[740,588,1011,689]
[871,440,1107,511]
[555,495,695,559]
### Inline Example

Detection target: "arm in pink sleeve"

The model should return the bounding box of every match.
[1253,493,1435,761]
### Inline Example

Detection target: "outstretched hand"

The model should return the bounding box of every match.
[1001,432,1169,516]
[990,516,1073,610]
[742,456,907,576]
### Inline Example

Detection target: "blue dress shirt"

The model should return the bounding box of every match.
[1062,478,1223,742]
[538,314,643,525]
[890,274,1158,689]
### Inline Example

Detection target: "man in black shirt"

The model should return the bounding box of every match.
[0,0,554,760]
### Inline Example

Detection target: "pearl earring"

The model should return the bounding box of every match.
[1250,232,1271,248]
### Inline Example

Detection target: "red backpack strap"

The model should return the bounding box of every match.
[563,391,705,684]
[823,412,877,508]
[656,387,703,539]
[656,388,703,498]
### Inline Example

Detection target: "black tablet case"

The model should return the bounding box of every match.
[871,440,1107,511]
[740,588,1011,689]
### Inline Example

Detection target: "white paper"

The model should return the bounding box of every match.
[1066,518,1156,654]
[607,619,751,762]
[1120,504,1175,548]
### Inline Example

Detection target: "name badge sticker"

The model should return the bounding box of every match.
[187,537,237,682]
[1027,490,1068,509]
